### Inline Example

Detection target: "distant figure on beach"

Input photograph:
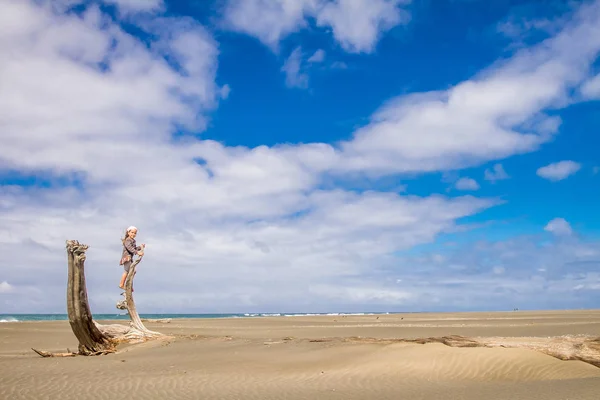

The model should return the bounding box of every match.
[119,226,145,290]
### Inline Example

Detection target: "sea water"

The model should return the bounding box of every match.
[0,312,391,322]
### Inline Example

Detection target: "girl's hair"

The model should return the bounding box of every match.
[121,229,129,244]
[121,226,137,243]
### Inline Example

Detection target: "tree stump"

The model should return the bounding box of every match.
[65,240,115,355]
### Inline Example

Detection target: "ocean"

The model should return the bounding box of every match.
[0,312,390,323]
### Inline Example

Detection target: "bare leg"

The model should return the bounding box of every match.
[119,271,134,292]
[119,272,127,289]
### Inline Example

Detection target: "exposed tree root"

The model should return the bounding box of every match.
[31,348,77,357]
[31,348,115,357]
[95,321,166,344]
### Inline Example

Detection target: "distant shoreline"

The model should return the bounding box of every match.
[2,309,599,323]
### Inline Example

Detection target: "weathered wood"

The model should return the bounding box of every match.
[65,240,115,355]
[120,256,162,337]
[141,318,171,323]
[31,348,114,357]
[31,348,76,357]
[32,239,165,358]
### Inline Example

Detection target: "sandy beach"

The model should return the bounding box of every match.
[2,310,600,399]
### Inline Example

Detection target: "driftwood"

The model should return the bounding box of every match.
[32,240,164,358]
[31,348,114,357]
[68,240,115,354]
[339,335,600,368]
[141,318,172,323]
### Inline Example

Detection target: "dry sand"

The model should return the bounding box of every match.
[2,310,600,399]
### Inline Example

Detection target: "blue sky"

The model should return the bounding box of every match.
[0,0,599,314]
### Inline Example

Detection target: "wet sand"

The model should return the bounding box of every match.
[1,310,600,399]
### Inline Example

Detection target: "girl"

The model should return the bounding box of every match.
[119,226,145,289]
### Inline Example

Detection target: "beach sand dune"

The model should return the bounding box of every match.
[1,310,600,399]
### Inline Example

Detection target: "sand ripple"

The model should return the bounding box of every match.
[3,311,600,399]
[2,337,600,400]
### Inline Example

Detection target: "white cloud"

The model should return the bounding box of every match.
[544,218,573,236]
[389,231,600,311]
[454,177,480,191]
[496,9,568,42]
[0,281,13,294]
[315,0,410,53]
[580,73,600,99]
[334,0,600,176]
[221,0,318,50]
[0,0,223,174]
[48,0,165,14]
[281,47,309,88]
[221,0,410,53]
[220,84,232,100]
[104,0,164,13]
[484,163,510,182]
[308,48,325,63]
[0,185,494,312]
[536,161,582,181]
[281,47,328,88]
[593,166,600,175]
[1,0,600,314]
[311,284,412,303]
[0,0,500,314]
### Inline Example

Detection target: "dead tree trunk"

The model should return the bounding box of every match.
[65,240,115,355]
[116,256,161,336]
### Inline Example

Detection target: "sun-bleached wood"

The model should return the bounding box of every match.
[110,255,161,338]
[32,240,164,358]
[65,240,114,354]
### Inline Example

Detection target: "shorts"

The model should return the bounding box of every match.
[123,261,132,273]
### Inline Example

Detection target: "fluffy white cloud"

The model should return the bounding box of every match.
[0,184,494,312]
[221,0,318,50]
[484,163,510,182]
[536,161,582,181]
[544,218,573,236]
[0,281,13,294]
[580,73,600,99]
[2,0,600,314]
[315,0,410,53]
[0,0,223,174]
[335,0,600,176]
[454,177,480,191]
[0,0,497,313]
[222,0,410,53]
[281,47,309,88]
